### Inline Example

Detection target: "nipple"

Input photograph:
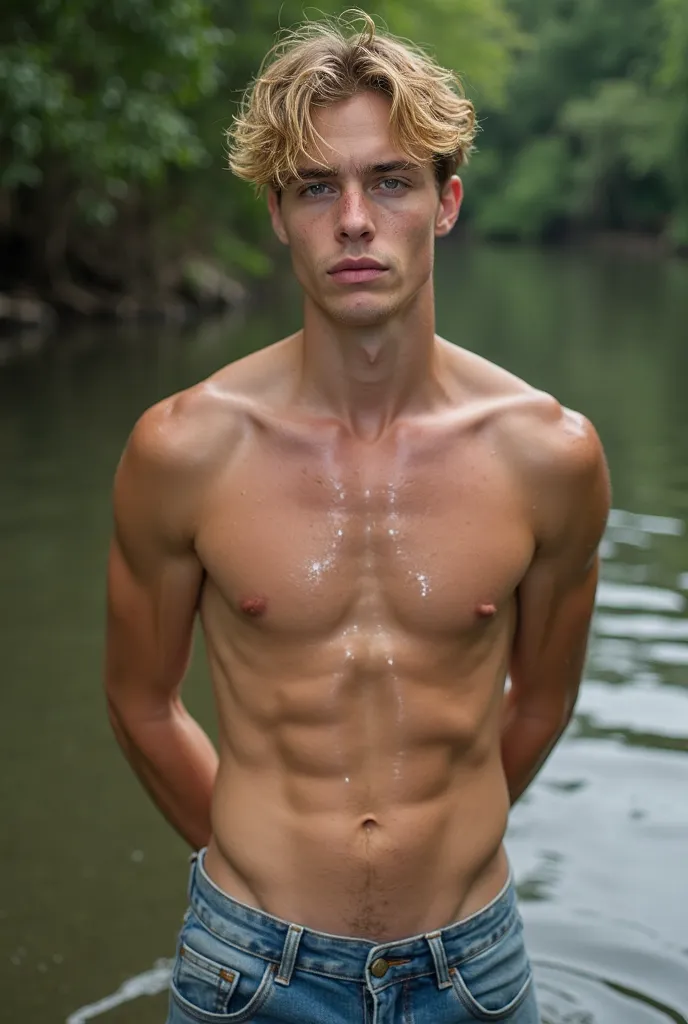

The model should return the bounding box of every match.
[240,596,267,617]
[476,603,497,618]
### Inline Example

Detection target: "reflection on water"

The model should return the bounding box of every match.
[1,241,688,1023]
[510,510,688,1023]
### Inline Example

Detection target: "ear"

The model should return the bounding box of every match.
[267,189,289,246]
[435,176,463,237]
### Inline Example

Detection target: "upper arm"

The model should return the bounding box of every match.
[509,405,611,723]
[105,400,205,717]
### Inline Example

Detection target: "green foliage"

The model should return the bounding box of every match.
[472,137,571,240]
[0,0,524,292]
[467,0,688,247]
[2,0,687,301]
[1,0,228,223]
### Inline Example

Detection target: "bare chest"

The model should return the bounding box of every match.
[195,430,534,638]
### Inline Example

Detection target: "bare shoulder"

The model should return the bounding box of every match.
[113,338,295,550]
[443,341,610,547]
[124,335,296,475]
[500,390,606,485]
[445,341,605,480]
[126,380,240,476]
[493,383,610,550]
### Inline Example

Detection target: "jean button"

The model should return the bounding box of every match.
[370,957,389,978]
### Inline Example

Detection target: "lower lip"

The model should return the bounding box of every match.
[329,268,387,284]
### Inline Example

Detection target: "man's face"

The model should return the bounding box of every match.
[268,91,462,328]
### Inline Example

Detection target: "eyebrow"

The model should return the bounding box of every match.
[289,160,422,183]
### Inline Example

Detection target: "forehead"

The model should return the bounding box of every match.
[305,91,425,176]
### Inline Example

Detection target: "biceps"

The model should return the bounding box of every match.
[509,557,599,721]
[105,537,204,713]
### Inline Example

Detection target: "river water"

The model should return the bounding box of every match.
[1,241,687,1023]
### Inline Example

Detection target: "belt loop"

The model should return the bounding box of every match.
[275,925,303,987]
[425,931,452,990]
[187,849,200,901]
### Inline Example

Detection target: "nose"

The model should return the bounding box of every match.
[335,189,375,244]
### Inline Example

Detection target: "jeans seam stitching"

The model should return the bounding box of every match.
[452,918,514,967]
[191,906,278,967]
[170,963,277,1023]
[449,964,534,1021]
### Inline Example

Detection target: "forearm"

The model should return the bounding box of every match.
[108,696,218,850]
[500,693,570,805]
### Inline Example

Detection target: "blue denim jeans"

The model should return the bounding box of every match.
[166,848,539,1023]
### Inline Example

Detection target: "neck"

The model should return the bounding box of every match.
[297,282,444,440]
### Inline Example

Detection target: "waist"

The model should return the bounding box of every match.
[207,768,511,938]
[187,847,518,982]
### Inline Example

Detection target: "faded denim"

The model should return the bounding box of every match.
[166,848,539,1023]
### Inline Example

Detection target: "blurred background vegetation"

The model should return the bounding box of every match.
[1,0,687,320]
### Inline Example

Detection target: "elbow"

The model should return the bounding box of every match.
[106,690,140,743]
[105,685,180,736]
[509,692,575,737]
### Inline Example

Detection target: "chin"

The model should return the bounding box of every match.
[326,297,399,327]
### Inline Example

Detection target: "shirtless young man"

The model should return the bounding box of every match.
[105,14,610,1024]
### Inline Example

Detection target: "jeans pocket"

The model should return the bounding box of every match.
[449,914,533,1021]
[170,915,278,1022]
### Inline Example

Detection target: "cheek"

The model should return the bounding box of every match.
[385,202,436,246]
[394,212,436,263]
[290,221,326,268]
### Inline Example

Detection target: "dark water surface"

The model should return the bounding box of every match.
[2,241,687,1023]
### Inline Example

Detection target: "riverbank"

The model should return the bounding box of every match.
[0,254,245,335]
[1,227,684,367]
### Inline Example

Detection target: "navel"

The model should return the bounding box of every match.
[239,595,267,617]
[476,602,497,618]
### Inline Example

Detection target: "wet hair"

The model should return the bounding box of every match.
[226,9,477,193]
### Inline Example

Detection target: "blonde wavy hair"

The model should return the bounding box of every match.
[227,10,477,193]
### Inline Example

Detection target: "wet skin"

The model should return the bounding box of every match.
[105,93,610,943]
[198,348,526,940]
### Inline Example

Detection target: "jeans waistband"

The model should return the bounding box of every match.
[186,848,518,988]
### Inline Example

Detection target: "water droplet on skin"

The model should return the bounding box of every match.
[387,657,394,666]
[415,573,431,597]
[345,776,350,783]
[307,555,335,583]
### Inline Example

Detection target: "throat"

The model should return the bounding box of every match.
[360,337,385,365]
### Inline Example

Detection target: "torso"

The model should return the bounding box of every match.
[182,336,547,941]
